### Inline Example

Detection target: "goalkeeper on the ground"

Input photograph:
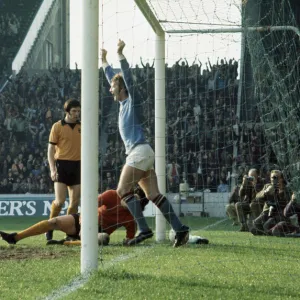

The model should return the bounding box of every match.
[0,188,148,246]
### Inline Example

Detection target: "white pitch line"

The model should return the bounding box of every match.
[43,272,90,300]
[42,248,149,300]
[42,219,226,299]
[201,218,227,230]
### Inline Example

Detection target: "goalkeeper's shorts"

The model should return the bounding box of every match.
[67,214,81,240]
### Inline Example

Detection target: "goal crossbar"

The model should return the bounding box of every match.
[134,0,300,37]
[165,26,300,36]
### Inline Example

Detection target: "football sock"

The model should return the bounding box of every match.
[153,194,183,232]
[123,194,151,233]
[15,220,53,241]
[67,205,78,215]
[63,240,81,246]
[49,201,62,219]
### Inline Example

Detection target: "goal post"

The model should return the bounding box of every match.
[80,0,99,274]
[154,32,167,241]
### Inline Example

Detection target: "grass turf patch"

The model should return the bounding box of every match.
[0,217,300,300]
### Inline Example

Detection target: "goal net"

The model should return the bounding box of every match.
[97,0,300,243]
[243,0,300,194]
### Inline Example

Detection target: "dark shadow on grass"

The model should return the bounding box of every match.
[106,243,153,248]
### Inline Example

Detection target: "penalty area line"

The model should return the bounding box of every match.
[201,218,227,230]
[42,247,150,300]
[42,272,90,300]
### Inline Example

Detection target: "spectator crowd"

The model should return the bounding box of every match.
[0,0,42,83]
[0,65,81,193]
[0,52,278,195]
[0,1,284,196]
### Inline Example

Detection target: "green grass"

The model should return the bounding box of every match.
[1,217,300,300]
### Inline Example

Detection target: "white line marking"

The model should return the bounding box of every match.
[43,248,149,300]
[201,218,227,230]
[43,273,90,300]
[42,220,226,299]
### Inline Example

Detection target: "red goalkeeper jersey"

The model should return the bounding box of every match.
[97,190,136,239]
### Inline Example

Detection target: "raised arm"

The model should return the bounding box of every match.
[175,58,182,66]
[101,48,116,84]
[206,58,212,71]
[140,56,146,68]
[101,48,108,65]
[117,39,134,95]
[184,58,189,68]
[151,58,155,68]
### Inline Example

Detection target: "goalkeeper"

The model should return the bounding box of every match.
[0,188,148,246]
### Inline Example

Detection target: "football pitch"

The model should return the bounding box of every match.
[0,216,300,300]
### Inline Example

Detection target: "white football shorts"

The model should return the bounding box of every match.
[125,144,155,171]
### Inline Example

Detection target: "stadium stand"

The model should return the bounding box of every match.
[0,51,275,194]
[0,0,43,85]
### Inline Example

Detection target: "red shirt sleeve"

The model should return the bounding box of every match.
[123,219,137,239]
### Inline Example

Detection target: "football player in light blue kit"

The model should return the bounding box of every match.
[101,39,189,247]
